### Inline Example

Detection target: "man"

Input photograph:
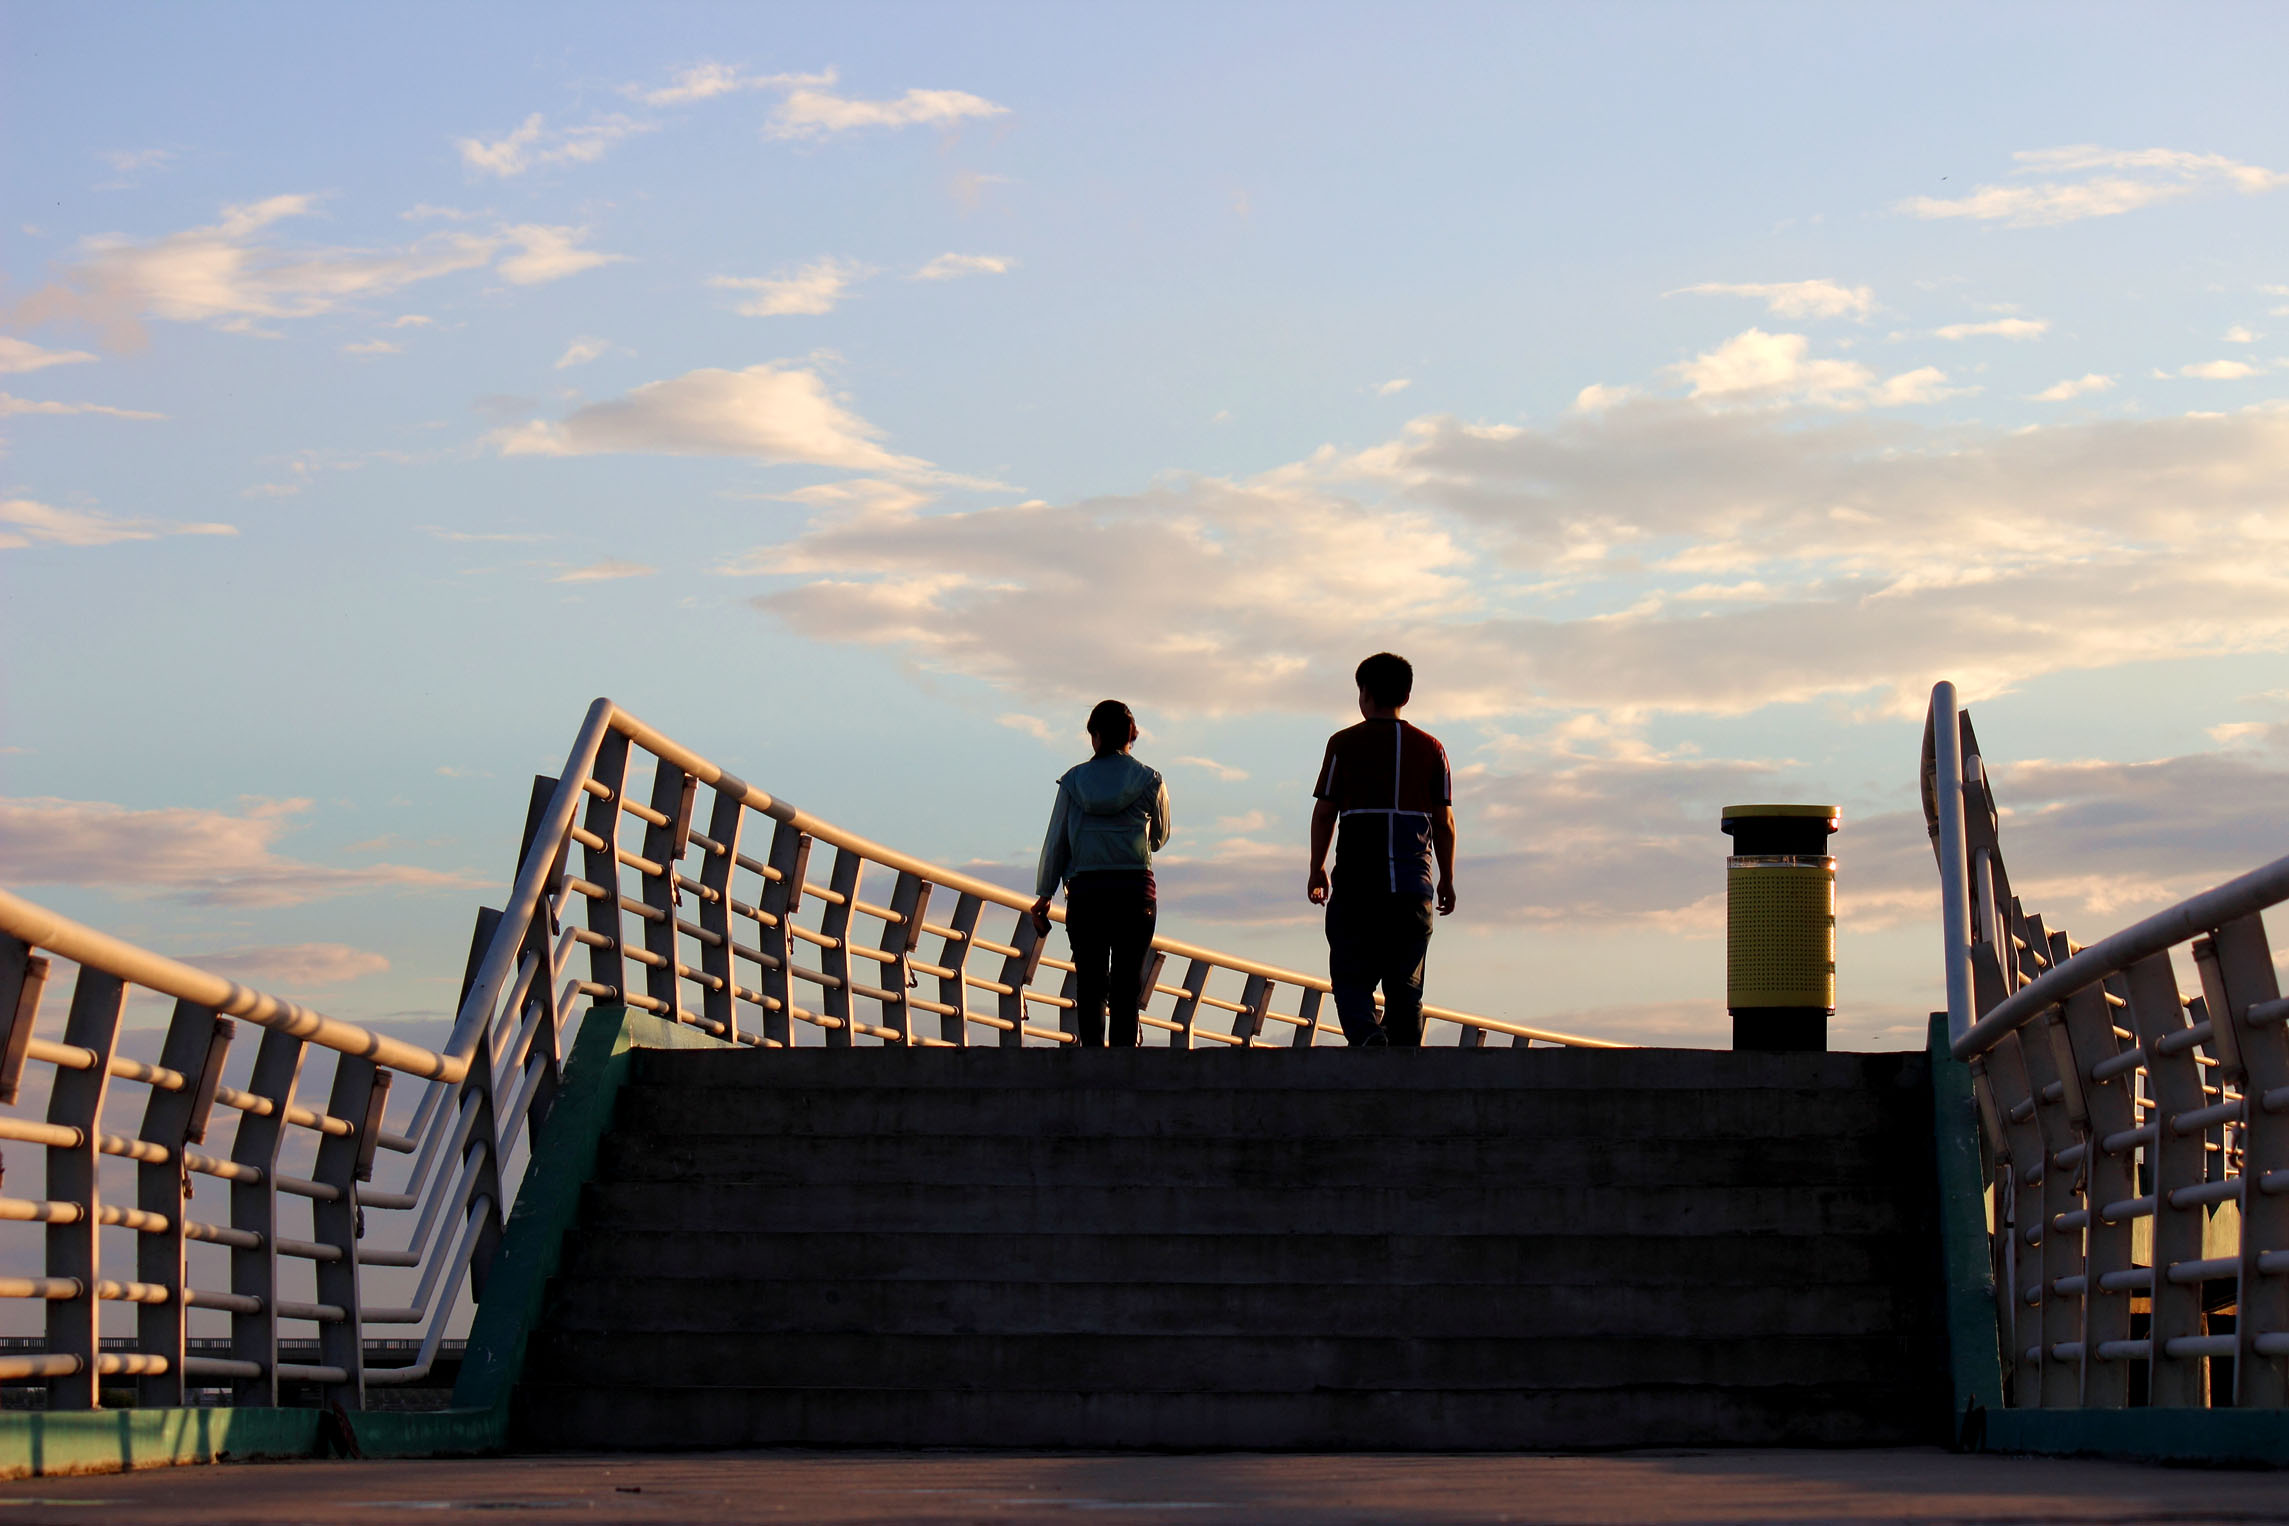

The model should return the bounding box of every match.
[1306,652,1456,1046]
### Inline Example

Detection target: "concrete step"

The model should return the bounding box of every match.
[631,1047,1929,1096]
[578,1179,1919,1238]
[514,1380,1934,1450]
[557,1228,1925,1288]
[611,1084,1918,1143]
[539,1274,1928,1339]
[593,1131,1924,1191]
[522,1328,1915,1394]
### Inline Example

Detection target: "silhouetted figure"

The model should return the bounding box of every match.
[1306,653,1456,1046]
[1032,700,1173,1047]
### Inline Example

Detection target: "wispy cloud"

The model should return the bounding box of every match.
[1667,328,1959,409]
[1901,144,2288,227]
[97,147,176,174]
[0,794,484,906]
[420,525,551,543]
[7,197,622,342]
[555,335,612,369]
[913,252,1014,281]
[458,113,656,178]
[997,713,1057,742]
[1932,317,2048,340]
[552,559,658,583]
[711,257,870,316]
[1174,756,1251,782]
[340,339,402,357]
[1668,279,1874,319]
[768,81,1010,140]
[2224,325,2259,344]
[0,394,165,420]
[1375,378,1413,397]
[0,337,99,374]
[494,362,932,474]
[182,942,389,987]
[0,496,233,549]
[629,62,835,108]
[2030,373,2115,402]
[2159,359,2263,380]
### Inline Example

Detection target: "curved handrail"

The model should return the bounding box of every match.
[0,886,461,1081]
[1952,847,2289,1059]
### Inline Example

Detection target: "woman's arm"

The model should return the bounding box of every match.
[1034,781,1073,899]
[1149,776,1172,852]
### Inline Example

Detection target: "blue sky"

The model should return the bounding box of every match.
[5,2,2289,1049]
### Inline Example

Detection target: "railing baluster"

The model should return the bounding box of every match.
[2124,952,2205,1405]
[0,935,46,1104]
[995,914,1043,1047]
[134,1000,225,1409]
[44,968,125,1410]
[582,730,633,1006]
[819,850,861,1046]
[1235,974,1271,1047]
[878,872,927,1045]
[698,788,744,1044]
[312,1055,378,1408]
[640,761,692,1023]
[229,1028,304,1408]
[2057,978,2136,1406]
[1171,960,1210,1051]
[936,893,982,1046]
[757,825,809,1048]
[2204,915,2288,1407]
[1983,1030,2044,1405]
[1291,987,1322,1048]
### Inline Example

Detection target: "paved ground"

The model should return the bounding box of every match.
[0,1448,2283,1524]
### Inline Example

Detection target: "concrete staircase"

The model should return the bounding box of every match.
[516,1048,1947,1449]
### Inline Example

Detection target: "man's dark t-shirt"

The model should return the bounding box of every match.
[1313,718,1452,900]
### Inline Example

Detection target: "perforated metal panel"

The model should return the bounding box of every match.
[1727,856,1835,1010]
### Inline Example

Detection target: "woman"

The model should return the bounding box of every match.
[1030,700,1172,1047]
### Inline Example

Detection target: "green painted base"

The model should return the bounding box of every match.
[1983,1407,2289,1466]
[0,1006,724,1481]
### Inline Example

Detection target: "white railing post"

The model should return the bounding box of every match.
[1930,682,1976,1046]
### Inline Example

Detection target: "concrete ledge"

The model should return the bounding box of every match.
[0,1407,319,1480]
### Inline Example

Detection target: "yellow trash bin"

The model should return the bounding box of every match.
[1721,804,1838,1051]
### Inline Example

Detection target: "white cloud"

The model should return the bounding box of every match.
[2165,359,2261,380]
[494,362,931,474]
[0,337,98,374]
[8,196,534,339]
[98,147,176,174]
[2030,373,2116,402]
[496,224,628,286]
[0,394,165,420]
[767,82,1010,140]
[913,252,1014,281]
[183,943,389,987]
[1866,366,1968,406]
[1173,756,1251,782]
[1571,384,1631,412]
[552,559,658,583]
[0,795,486,906]
[1668,280,1875,319]
[1669,328,1871,404]
[0,497,231,549]
[2225,326,2258,344]
[711,257,869,317]
[1932,317,2049,340]
[340,339,401,357]
[555,336,611,369]
[997,713,1056,742]
[420,525,551,544]
[457,113,655,178]
[1375,378,1413,397]
[630,63,835,108]
[391,313,436,328]
[1902,144,2287,227]
[733,397,2289,724]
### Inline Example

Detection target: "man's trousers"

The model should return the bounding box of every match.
[1325,885,1434,1046]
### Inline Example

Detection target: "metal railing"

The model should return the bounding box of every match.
[0,698,1617,1412]
[1925,681,2289,1410]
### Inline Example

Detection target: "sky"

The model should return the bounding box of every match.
[6,1,2289,1056]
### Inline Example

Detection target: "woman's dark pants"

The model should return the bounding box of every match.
[1064,870,1157,1047]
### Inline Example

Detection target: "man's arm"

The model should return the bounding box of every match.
[1432,804,1457,916]
[1307,798,1338,905]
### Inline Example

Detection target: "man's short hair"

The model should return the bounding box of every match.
[1087,699,1134,744]
[1355,653,1413,709]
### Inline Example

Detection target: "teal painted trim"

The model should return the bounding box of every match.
[346,1404,507,1458]
[1986,1408,2289,1466]
[1929,1011,2006,1438]
[0,1406,319,1480]
[453,1006,733,1412]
